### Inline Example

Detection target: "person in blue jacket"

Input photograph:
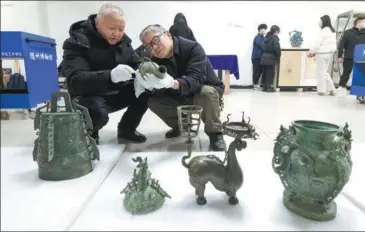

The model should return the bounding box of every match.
[251,24,267,90]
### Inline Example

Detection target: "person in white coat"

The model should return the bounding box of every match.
[308,15,337,96]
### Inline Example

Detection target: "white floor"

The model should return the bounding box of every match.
[1,89,365,231]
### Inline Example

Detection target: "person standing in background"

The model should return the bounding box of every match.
[169,13,197,42]
[308,15,337,96]
[260,25,281,92]
[251,24,267,90]
[337,16,365,95]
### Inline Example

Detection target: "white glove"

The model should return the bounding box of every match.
[110,64,135,83]
[134,71,154,98]
[145,73,175,89]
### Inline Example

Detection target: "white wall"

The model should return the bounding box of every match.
[1,1,364,86]
[1,1,47,35]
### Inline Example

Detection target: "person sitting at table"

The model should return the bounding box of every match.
[137,24,226,151]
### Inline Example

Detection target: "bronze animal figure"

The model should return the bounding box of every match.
[181,138,247,205]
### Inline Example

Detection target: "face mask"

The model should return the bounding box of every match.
[319,20,323,28]
[362,23,365,29]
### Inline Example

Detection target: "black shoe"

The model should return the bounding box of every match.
[91,131,100,145]
[208,133,226,151]
[165,128,181,138]
[118,130,147,144]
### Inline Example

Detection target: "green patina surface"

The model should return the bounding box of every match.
[121,157,171,215]
[138,57,167,80]
[33,92,99,181]
[273,120,352,221]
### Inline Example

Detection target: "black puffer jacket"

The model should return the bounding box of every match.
[152,36,224,96]
[134,44,151,58]
[338,27,365,59]
[169,13,196,42]
[260,34,281,66]
[61,14,142,97]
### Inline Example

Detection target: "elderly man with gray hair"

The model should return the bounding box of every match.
[61,3,148,145]
[136,24,226,151]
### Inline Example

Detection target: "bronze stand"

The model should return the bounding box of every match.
[179,108,259,205]
[177,105,203,156]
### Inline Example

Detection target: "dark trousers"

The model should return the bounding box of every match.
[262,65,275,88]
[339,59,353,87]
[148,85,223,134]
[252,59,263,85]
[76,81,148,133]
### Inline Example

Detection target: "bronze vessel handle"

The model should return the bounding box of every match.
[50,92,74,113]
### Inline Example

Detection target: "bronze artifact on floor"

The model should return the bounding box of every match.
[178,106,259,205]
[32,92,100,181]
[272,120,352,221]
[121,156,171,215]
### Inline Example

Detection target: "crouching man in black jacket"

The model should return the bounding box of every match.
[137,24,226,151]
[62,3,148,145]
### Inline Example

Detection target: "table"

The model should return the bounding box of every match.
[207,55,240,95]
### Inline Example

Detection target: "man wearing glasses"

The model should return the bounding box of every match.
[61,3,148,145]
[137,24,226,151]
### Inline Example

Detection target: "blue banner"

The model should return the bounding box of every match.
[0,31,59,109]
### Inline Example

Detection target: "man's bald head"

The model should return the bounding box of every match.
[95,3,126,45]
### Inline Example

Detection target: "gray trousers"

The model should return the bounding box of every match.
[148,85,223,134]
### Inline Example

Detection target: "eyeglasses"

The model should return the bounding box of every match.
[144,32,165,51]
